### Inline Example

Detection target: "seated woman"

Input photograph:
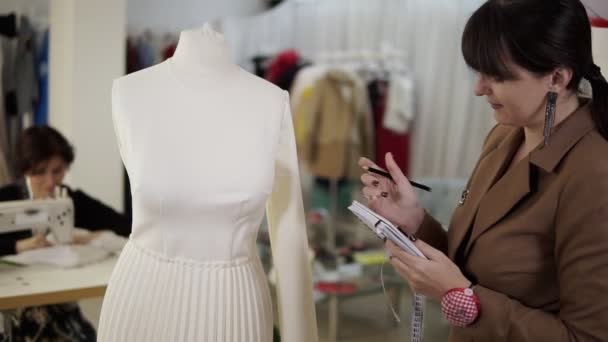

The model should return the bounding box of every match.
[0,125,131,255]
[0,125,131,341]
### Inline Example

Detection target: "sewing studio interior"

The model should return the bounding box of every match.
[1,0,608,341]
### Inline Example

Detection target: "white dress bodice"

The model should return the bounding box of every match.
[99,25,318,342]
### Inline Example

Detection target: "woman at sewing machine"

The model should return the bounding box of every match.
[0,125,131,341]
[0,125,131,255]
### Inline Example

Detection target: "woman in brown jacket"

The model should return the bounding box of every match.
[360,0,608,340]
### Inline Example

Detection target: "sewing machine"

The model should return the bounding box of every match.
[0,197,74,244]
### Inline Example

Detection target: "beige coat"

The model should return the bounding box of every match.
[299,69,374,179]
[419,100,608,341]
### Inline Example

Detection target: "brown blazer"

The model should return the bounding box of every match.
[419,100,608,341]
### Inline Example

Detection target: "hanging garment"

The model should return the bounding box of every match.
[34,30,49,125]
[0,47,11,185]
[290,65,329,151]
[136,36,155,69]
[299,69,374,179]
[290,64,328,111]
[0,13,17,38]
[264,49,301,91]
[14,16,38,118]
[163,42,177,60]
[369,79,411,175]
[383,73,415,134]
[2,36,17,117]
[148,33,165,65]
[251,55,271,77]
[126,37,142,74]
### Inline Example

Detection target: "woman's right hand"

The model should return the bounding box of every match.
[359,152,425,235]
[15,234,52,253]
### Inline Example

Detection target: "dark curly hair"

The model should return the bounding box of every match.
[15,126,75,176]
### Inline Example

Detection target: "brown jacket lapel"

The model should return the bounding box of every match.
[448,128,523,259]
[451,100,595,261]
[465,149,531,256]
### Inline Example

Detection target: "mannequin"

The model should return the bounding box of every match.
[97,24,318,342]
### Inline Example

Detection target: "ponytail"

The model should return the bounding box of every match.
[587,64,608,140]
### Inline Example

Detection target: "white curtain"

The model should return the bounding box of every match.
[219,0,496,179]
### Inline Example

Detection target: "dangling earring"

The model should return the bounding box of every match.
[543,91,558,146]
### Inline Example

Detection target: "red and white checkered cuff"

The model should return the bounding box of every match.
[441,287,480,327]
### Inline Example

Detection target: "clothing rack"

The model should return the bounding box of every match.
[0,12,47,186]
[302,49,410,261]
[0,12,19,188]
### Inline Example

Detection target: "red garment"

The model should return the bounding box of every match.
[586,0,608,27]
[126,38,141,74]
[163,43,177,60]
[369,80,411,176]
[591,17,608,27]
[265,49,300,85]
[315,282,357,295]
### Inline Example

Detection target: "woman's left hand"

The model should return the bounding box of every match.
[386,239,471,301]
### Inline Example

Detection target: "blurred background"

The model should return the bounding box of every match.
[0,1,607,341]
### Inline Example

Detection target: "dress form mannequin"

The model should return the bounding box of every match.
[97,24,318,342]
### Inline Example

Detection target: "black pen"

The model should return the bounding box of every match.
[366,167,432,192]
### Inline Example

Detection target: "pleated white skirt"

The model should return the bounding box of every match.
[97,240,273,342]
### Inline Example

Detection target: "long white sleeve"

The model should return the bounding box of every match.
[266,92,319,342]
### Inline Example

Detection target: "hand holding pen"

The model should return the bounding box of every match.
[364,167,431,192]
[359,152,427,236]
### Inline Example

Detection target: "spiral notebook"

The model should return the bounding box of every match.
[348,200,426,259]
[348,200,427,342]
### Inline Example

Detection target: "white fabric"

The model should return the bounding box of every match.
[3,245,110,268]
[89,231,128,253]
[3,230,127,268]
[383,73,415,133]
[98,25,318,342]
[219,0,495,178]
[100,240,274,342]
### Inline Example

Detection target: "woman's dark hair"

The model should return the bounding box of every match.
[462,0,608,139]
[15,125,75,176]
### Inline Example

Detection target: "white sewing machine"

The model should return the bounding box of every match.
[0,197,74,244]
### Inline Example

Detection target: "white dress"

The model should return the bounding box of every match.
[97,29,318,342]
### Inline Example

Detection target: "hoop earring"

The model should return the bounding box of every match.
[543,91,558,146]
